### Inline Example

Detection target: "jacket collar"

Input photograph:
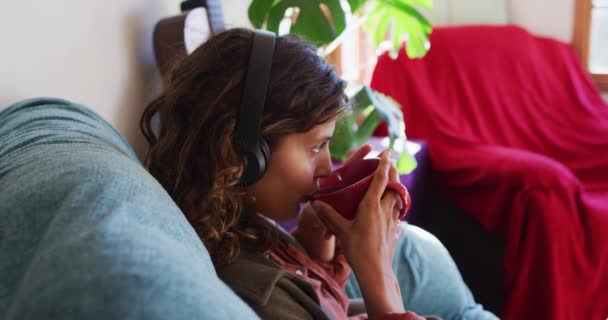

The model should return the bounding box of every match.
[217,228,317,307]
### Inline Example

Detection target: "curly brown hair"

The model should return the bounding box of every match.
[141,28,348,268]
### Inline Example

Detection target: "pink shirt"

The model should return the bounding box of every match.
[268,237,424,320]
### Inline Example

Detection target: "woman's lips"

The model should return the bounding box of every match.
[299,179,321,204]
[312,178,320,195]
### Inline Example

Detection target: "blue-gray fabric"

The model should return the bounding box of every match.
[0,98,259,320]
[345,223,499,320]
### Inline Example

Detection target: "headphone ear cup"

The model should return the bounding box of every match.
[257,137,270,175]
[240,137,270,186]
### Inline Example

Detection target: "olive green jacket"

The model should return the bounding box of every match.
[217,231,334,320]
[217,231,440,320]
[218,245,333,319]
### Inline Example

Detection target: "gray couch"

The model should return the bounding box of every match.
[1,98,501,320]
[0,98,259,319]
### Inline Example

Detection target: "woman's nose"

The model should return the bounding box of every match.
[316,150,333,177]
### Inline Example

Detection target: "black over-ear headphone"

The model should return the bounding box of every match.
[234,30,275,186]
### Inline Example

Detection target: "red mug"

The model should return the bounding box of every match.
[311,158,411,220]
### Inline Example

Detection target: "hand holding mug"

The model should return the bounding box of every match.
[310,152,411,221]
[312,151,407,316]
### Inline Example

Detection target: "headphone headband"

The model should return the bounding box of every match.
[234,30,275,153]
[234,30,275,186]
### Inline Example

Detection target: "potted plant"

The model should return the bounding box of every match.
[248,0,432,173]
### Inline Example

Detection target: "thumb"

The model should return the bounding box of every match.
[312,200,350,238]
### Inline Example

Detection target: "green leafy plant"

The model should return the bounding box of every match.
[248,0,431,58]
[249,0,347,47]
[333,86,418,173]
[363,0,432,58]
[248,0,432,173]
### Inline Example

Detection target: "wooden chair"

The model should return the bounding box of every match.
[152,0,225,77]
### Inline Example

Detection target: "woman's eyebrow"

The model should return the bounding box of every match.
[306,135,331,144]
[316,136,332,142]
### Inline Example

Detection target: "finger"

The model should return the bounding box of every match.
[300,201,312,212]
[389,162,399,183]
[380,190,400,220]
[395,222,405,240]
[298,202,313,218]
[298,202,313,220]
[312,200,350,238]
[299,203,326,231]
[387,208,400,242]
[388,222,399,262]
[300,202,324,224]
[363,151,391,201]
[345,144,372,164]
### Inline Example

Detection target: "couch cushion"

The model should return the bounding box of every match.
[0,98,258,319]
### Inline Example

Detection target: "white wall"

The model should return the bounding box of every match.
[0,0,186,157]
[222,0,252,29]
[0,0,254,157]
[510,0,574,43]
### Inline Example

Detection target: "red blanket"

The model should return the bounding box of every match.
[372,25,608,320]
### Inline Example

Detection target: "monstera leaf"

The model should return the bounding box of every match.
[249,0,346,46]
[363,0,432,58]
[331,86,417,174]
[249,0,431,58]
[347,0,367,13]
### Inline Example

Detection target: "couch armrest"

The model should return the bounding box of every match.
[0,98,259,320]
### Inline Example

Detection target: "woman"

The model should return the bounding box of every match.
[141,28,497,320]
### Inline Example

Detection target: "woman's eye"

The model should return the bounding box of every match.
[312,141,328,153]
